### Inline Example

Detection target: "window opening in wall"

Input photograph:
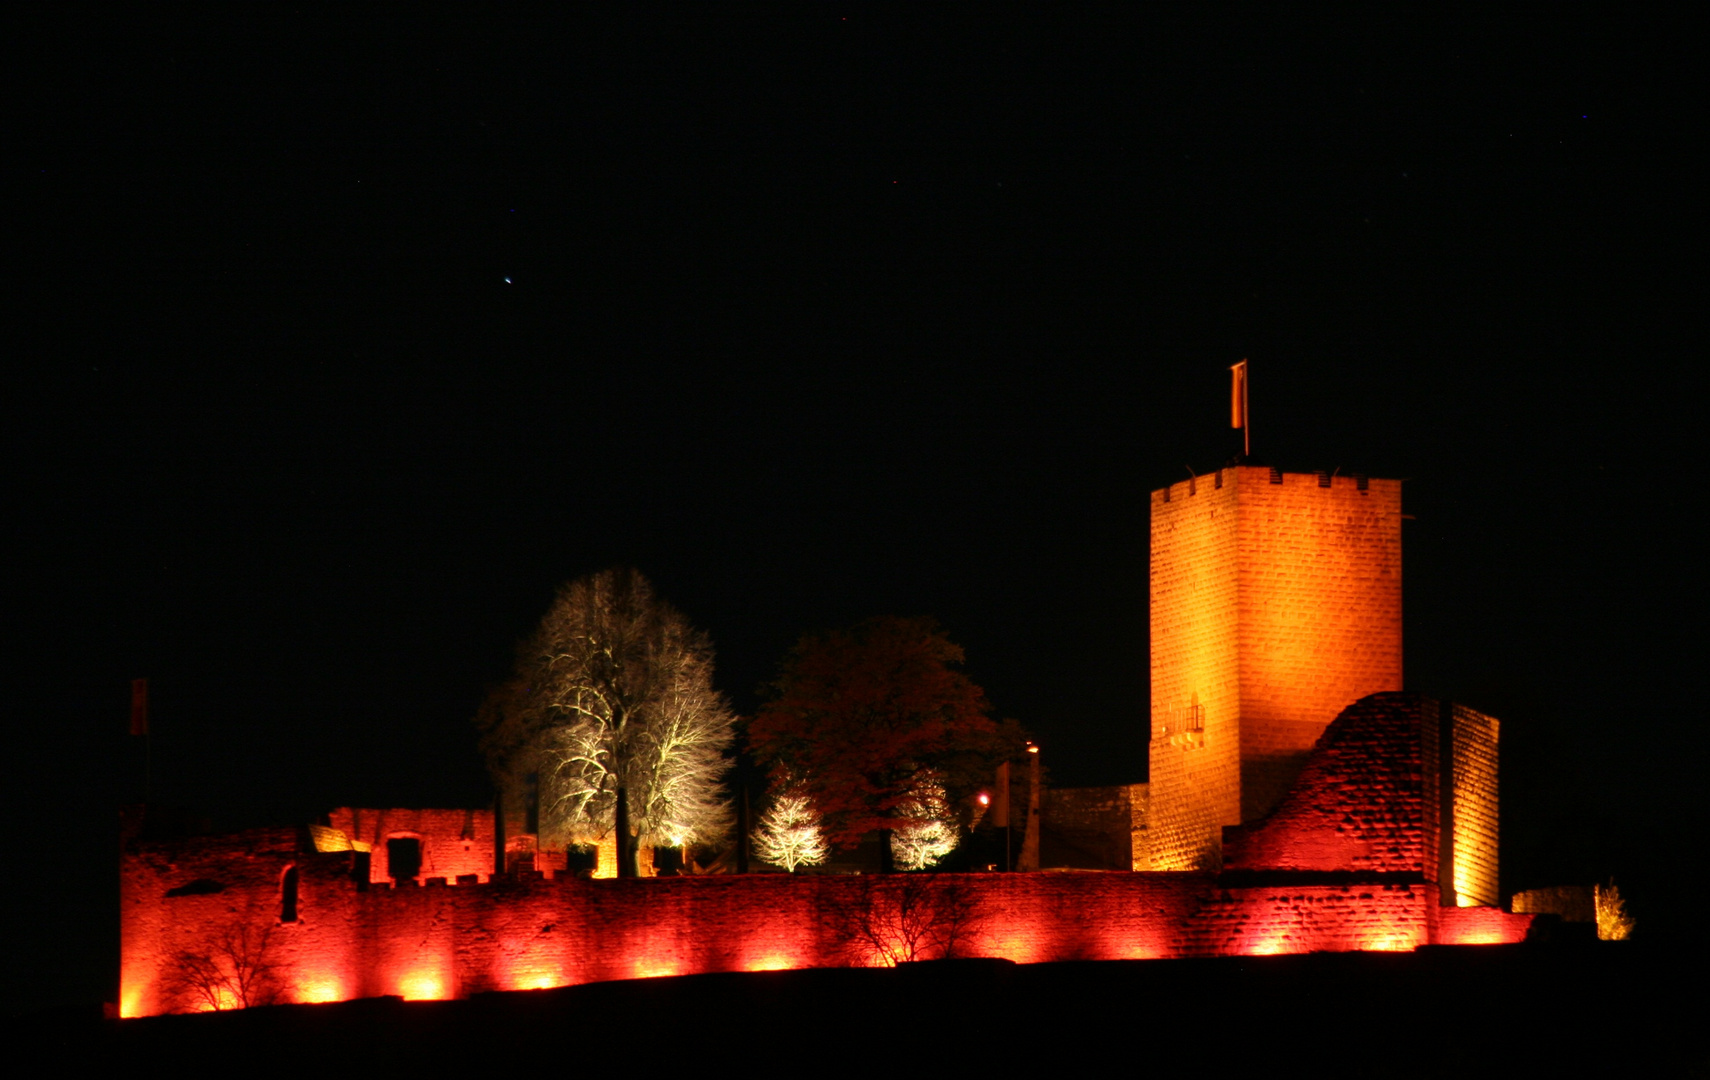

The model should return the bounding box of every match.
[1316,470,1332,488]
[1214,469,1223,489]
[1162,703,1205,736]
[1355,473,1369,491]
[1270,467,1283,484]
[280,865,299,923]
[388,837,423,882]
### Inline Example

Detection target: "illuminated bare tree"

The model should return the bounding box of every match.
[476,569,735,872]
[163,921,281,1013]
[889,772,958,871]
[752,790,828,873]
[825,874,986,966]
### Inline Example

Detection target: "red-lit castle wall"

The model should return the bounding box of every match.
[119,693,1534,1018]
[1150,468,1403,871]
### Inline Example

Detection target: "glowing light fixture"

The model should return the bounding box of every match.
[400,973,447,1001]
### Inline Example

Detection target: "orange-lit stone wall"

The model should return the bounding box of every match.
[1182,882,1437,955]
[1222,692,1502,910]
[1437,903,1534,946]
[1447,704,1499,907]
[118,693,1525,1019]
[1222,693,1428,875]
[1150,467,1402,869]
[1150,471,1241,870]
[121,846,1538,1018]
[120,851,1215,1017]
[326,807,497,883]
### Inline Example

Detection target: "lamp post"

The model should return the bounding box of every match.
[1017,742,1041,872]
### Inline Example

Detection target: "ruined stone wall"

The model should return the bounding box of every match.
[121,850,1217,1018]
[324,807,497,883]
[1448,704,1499,907]
[1511,885,1594,923]
[1043,784,1147,871]
[1222,693,1429,875]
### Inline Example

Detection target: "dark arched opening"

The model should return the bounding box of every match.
[388,837,423,882]
[281,865,299,923]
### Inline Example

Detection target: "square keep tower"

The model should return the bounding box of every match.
[1149,466,1402,870]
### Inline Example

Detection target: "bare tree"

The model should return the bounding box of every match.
[752,790,828,872]
[163,921,281,1012]
[476,568,735,874]
[824,874,986,966]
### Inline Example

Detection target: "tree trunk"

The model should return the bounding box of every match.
[879,826,895,873]
[735,783,750,874]
[615,785,636,878]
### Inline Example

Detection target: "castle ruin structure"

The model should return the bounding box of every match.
[118,468,1534,1018]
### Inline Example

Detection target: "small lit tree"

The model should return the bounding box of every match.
[751,790,828,872]
[1595,880,1635,941]
[163,921,281,1013]
[890,773,958,871]
[825,874,986,966]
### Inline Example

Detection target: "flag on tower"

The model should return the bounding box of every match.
[1230,359,1250,456]
[130,678,149,736]
[1230,360,1248,429]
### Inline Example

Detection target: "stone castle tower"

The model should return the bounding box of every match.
[1149,465,1403,870]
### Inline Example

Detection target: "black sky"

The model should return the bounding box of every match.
[4,7,1700,1010]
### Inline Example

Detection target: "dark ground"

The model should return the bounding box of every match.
[15,941,1699,1074]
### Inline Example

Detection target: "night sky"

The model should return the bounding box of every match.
[6,8,1700,1011]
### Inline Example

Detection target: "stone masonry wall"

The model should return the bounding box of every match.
[1449,703,1500,907]
[1221,693,1429,875]
[123,839,1535,1019]
[1149,468,1401,870]
[1043,784,1148,871]
[121,848,1215,1018]
[1150,470,1241,869]
[1232,469,1403,821]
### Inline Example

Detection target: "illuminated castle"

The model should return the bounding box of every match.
[118,468,1528,1018]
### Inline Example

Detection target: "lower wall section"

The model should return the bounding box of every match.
[121,859,1539,1018]
[1437,903,1536,946]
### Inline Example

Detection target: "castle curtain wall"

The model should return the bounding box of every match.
[120,687,1531,1020]
[120,859,1537,1018]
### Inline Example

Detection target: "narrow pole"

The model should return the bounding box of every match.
[492,789,506,879]
[1017,743,1041,872]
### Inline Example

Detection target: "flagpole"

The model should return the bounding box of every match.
[1231,359,1251,459]
[1243,359,1250,458]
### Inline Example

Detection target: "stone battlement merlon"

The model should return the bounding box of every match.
[1154,466,1399,504]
